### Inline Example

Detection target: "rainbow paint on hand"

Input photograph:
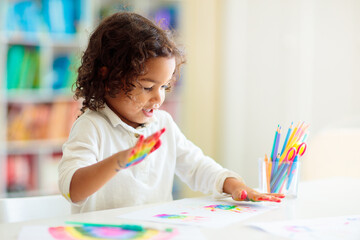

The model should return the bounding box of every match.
[121,128,166,169]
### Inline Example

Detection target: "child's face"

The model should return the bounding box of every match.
[105,57,176,128]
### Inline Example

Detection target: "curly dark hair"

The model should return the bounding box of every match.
[74,12,185,113]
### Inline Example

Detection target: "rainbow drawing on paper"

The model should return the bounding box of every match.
[203,204,256,214]
[153,214,207,222]
[48,225,178,240]
[118,198,278,228]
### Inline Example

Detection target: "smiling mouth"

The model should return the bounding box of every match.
[142,108,154,117]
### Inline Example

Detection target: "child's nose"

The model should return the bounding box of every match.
[151,89,164,104]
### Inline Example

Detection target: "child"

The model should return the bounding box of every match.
[58,12,284,213]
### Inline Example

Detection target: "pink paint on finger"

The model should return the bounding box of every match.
[258,197,281,203]
[240,190,247,200]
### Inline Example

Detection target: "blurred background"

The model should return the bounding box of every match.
[0,0,359,199]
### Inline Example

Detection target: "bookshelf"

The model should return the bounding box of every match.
[0,0,183,198]
[0,0,93,197]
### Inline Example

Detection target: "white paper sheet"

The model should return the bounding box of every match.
[248,215,360,240]
[118,198,278,228]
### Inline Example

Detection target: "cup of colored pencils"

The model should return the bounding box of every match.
[259,122,309,198]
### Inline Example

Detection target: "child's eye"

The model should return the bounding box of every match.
[162,84,171,90]
[143,87,152,91]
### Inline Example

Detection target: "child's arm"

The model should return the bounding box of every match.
[69,128,165,203]
[223,177,285,202]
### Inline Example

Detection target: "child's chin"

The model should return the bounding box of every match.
[138,118,151,126]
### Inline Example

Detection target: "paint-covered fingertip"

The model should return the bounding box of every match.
[150,139,162,153]
[160,128,166,134]
[240,190,247,200]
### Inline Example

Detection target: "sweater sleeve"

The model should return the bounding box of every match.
[171,116,244,198]
[58,117,99,205]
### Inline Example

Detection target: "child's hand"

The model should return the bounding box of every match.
[232,187,285,203]
[117,128,166,170]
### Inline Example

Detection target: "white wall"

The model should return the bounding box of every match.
[177,0,223,197]
[181,0,221,159]
[220,0,360,187]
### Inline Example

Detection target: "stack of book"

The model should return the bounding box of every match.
[6,154,36,193]
[7,100,79,141]
[6,45,78,90]
[5,0,83,38]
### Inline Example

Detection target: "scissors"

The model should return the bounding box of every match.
[284,142,307,162]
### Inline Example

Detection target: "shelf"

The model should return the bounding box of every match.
[4,189,60,198]
[6,88,74,103]
[7,139,65,155]
[0,31,85,49]
[0,0,183,198]
[0,0,92,197]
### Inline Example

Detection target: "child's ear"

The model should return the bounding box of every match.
[99,66,109,79]
[99,67,110,91]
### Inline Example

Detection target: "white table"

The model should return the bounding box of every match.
[1,177,359,239]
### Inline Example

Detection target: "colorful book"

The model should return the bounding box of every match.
[6,45,25,89]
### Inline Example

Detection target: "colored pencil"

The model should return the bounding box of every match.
[265,122,308,194]
[272,127,281,163]
[270,125,279,161]
[271,162,289,193]
[286,156,299,190]
[280,122,293,155]
[302,132,309,142]
[265,154,271,193]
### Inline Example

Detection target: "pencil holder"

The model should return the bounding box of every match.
[259,158,301,198]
